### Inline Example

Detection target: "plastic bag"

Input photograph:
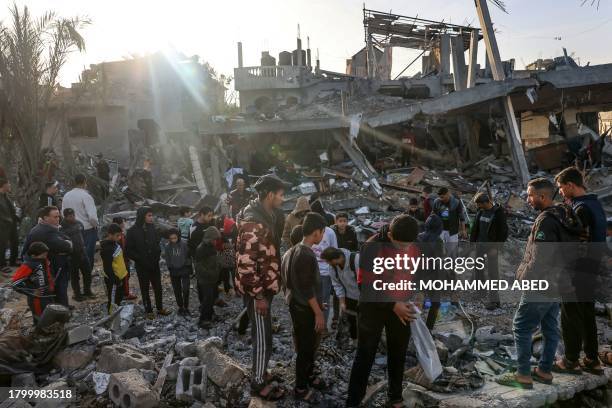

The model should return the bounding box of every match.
[410,306,443,382]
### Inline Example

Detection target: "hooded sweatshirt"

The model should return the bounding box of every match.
[164,236,191,275]
[515,204,583,292]
[126,207,161,269]
[236,200,280,296]
[195,226,221,284]
[282,196,311,245]
[12,257,55,318]
[432,195,465,235]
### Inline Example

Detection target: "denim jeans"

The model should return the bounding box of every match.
[320,275,333,323]
[512,294,560,376]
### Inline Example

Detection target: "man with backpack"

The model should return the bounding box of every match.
[554,167,607,375]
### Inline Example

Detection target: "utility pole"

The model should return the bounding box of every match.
[474,0,530,186]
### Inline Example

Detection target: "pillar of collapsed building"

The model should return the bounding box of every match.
[307,36,312,68]
[451,35,479,161]
[475,0,530,186]
[237,42,243,68]
[439,34,451,76]
[467,30,479,88]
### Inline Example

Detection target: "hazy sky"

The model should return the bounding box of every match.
[4,0,612,87]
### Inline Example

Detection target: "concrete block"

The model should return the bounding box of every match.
[97,344,154,373]
[37,380,70,408]
[196,340,245,387]
[166,362,180,381]
[175,341,197,357]
[53,344,96,370]
[10,373,36,387]
[180,357,199,366]
[176,365,207,402]
[141,334,176,352]
[108,369,159,408]
[67,325,93,345]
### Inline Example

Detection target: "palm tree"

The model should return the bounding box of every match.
[0,3,89,219]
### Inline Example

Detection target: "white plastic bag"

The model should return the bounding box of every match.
[410,306,443,382]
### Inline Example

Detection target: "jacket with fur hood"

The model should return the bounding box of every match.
[282,196,310,245]
[236,200,280,296]
[516,204,583,291]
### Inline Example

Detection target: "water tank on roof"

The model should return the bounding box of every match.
[260,51,276,66]
[278,51,292,66]
[292,49,306,66]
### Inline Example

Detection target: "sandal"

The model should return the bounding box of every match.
[531,367,553,385]
[495,372,533,389]
[253,384,286,401]
[294,387,320,403]
[552,358,583,375]
[598,351,612,367]
[580,357,604,375]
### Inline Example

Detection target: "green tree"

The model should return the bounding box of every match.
[0,4,89,218]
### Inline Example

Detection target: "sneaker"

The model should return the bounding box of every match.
[125,293,138,300]
[157,308,171,316]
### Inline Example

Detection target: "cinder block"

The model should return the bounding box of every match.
[97,344,154,373]
[108,369,159,408]
[176,365,207,402]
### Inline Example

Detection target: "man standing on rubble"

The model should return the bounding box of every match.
[39,181,59,209]
[0,178,20,268]
[62,174,98,269]
[126,207,171,319]
[236,174,287,401]
[496,178,580,389]
[22,206,73,307]
[433,187,466,257]
[554,167,607,375]
[229,176,251,219]
[470,192,508,310]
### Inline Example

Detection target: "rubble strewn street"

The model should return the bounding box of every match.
[1,1,612,407]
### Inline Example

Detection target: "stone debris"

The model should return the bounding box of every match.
[196,337,246,388]
[92,371,111,395]
[53,344,96,371]
[108,369,160,408]
[176,365,208,402]
[96,344,155,373]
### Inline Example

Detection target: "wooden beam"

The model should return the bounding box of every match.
[475,0,530,186]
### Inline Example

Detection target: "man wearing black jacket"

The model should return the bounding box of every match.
[22,206,73,307]
[470,192,508,309]
[39,181,59,209]
[331,212,358,251]
[126,207,170,319]
[188,206,214,257]
[61,208,94,301]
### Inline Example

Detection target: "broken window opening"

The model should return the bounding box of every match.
[68,117,99,138]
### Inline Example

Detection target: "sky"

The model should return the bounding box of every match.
[3,0,612,87]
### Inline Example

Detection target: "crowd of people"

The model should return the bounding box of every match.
[0,165,610,406]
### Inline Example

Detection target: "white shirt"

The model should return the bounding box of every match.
[62,188,98,230]
[312,226,338,277]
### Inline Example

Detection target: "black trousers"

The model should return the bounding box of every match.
[0,223,18,266]
[345,297,359,340]
[218,267,232,293]
[347,302,411,407]
[475,248,500,303]
[170,274,190,309]
[197,281,216,321]
[70,253,92,296]
[104,277,124,314]
[135,264,163,313]
[560,301,598,362]
[246,294,273,391]
[289,301,318,389]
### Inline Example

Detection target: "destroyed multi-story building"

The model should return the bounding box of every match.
[204,4,612,194]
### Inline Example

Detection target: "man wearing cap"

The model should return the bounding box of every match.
[469,192,508,310]
[236,174,287,400]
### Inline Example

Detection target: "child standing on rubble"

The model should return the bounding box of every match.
[177,207,193,240]
[163,228,192,316]
[11,242,55,325]
[112,216,137,300]
[100,223,129,314]
[194,226,222,329]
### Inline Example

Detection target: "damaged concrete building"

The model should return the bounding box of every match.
[203,4,612,196]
